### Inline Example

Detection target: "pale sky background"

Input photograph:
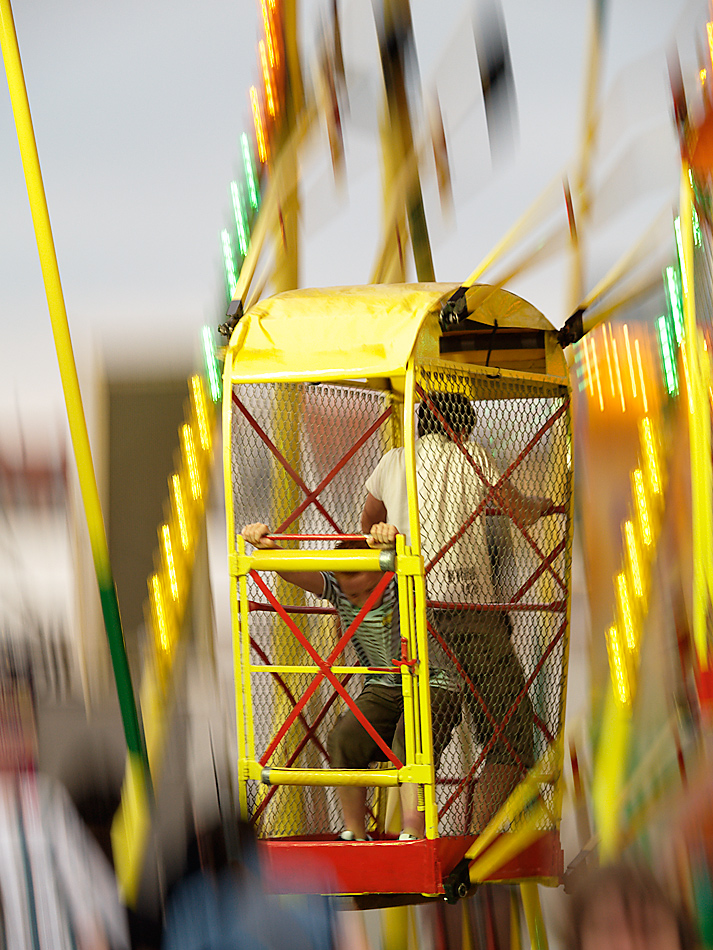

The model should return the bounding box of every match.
[0,0,707,458]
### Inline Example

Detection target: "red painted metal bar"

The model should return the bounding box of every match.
[251,673,354,823]
[508,536,568,607]
[249,638,331,762]
[248,601,337,615]
[438,617,567,819]
[232,392,343,532]
[426,415,568,594]
[416,385,569,594]
[426,619,527,781]
[275,406,392,533]
[427,599,567,613]
[264,535,370,542]
[254,570,403,768]
[465,401,569,591]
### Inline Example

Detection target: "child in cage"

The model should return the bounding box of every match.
[241,523,461,841]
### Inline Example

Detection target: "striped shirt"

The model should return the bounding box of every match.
[320,574,452,690]
[321,573,400,686]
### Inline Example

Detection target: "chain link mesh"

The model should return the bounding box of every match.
[230,366,571,839]
[415,361,571,834]
[231,382,395,837]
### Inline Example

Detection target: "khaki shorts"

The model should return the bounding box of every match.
[327,682,461,770]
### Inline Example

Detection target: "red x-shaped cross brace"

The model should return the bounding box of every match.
[251,670,356,823]
[415,386,569,597]
[253,569,403,769]
[233,392,392,535]
[434,615,566,820]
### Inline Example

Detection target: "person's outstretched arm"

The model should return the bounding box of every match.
[241,523,325,596]
[496,484,553,526]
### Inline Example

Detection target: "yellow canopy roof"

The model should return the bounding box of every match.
[227,282,554,384]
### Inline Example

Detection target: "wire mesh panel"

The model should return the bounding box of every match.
[412,361,572,836]
[229,364,571,842]
[230,382,397,837]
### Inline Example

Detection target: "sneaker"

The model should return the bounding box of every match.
[398,833,419,841]
[338,831,372,841]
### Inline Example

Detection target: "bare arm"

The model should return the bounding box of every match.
[496,484,552,526]
[241,524,325,596]
[361,493,388,533]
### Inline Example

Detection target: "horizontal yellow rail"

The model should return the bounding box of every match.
[254,765,432,787]
[232,549,398,574]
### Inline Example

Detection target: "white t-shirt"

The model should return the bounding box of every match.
[365,433,500,605]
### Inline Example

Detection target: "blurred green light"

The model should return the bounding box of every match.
[221,229,237,297]
[574,343,587,392]
[657,315,678,397]
[674,216,684,273]
[693,206,702,247]
[231,181,249,257]
[664,265,684,345]
[201,326,222,402]
[242,133,260,210]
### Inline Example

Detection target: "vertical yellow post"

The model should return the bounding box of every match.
[404,363,437,838]
[510,888,523,950]
[381,907,410,950]
[0,0,149,805]
[592,684,630,860]
[520,883,549,950]
[681,161,711,671]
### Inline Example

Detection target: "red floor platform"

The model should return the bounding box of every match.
[259,831,563,896]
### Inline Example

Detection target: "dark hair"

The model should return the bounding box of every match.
[336,538,370,551]
[566,862,697,950]
[417,392,476,438]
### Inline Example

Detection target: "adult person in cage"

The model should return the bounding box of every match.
[241,524,461,841]
[362,391,552,828]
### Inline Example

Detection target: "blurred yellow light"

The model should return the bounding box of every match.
[251,86,267,163]
[591,338,604,411]
[603,325,615,397]
[171,474,189,550]
[624,520,643,598]
[162,524,178,601]
[583,338,594,397]
[606,625,631,706]
[640,417,660,496]
[616,572,636,651]
[150,574,170,653]
[182,424,201,501]
[681,340,694,416]
[190,375,211,452]
[633,469,652,547]
[611,336,626,412]
[260,40,276,117]
[261,0,277,68]
[701,68,707,86]
[634,340,648,413]
[707,22,713,66]
[623,325,637,399]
